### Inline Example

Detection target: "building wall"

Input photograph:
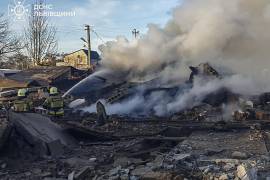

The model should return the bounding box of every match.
[64,50,89,69]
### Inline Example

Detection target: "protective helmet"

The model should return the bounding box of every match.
[17,89,27,97]
[49,87,58,95]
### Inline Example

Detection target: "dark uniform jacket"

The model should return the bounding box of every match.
[43,95,64,116]
[13,98,33,112]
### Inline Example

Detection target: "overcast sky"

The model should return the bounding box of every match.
[1,0,181,53]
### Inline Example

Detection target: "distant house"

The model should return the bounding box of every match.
[63,49,100,69]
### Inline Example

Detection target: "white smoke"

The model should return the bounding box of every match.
[82,0,270,116]
[99,0,270,87]
[81,97,144,115]
[79,75,245,116]
[69,99,86,108]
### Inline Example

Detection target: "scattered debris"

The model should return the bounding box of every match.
[1,63,270,179]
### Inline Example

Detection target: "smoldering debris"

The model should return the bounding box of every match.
[3,76,270,179]
[76,63,241,117]
[66,0,270,116]
[93,0,270,116]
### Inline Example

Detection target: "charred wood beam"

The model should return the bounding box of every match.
[59,121,118,141]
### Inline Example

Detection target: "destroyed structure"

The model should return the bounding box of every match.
[0,63,270,179]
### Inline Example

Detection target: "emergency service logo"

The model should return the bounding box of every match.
[8,0,30,21]
[8,0,76,21]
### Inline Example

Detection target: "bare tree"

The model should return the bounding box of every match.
[9,53,30,70]
[24,0,57,65]
[0,14,22,60]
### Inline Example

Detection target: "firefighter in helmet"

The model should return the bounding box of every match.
[12,88,33,112]
[43,87,64,116]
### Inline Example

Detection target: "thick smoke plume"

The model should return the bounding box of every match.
[81,0,270,116]
[100,0,270,85]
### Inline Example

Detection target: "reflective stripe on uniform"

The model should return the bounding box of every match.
[50,97,64,109]
[48,108,64,116]
[13,100,29,112]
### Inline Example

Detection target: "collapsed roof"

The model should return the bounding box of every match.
[66,63,239,116]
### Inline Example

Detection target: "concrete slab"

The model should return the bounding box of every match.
[9,111,77,156]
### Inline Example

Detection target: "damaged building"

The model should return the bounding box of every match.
[0,62,270,180]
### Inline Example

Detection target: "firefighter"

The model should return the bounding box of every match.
[12,88,33,112]
[43,87,64,117]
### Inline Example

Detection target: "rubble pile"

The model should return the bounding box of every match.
[1,63,270,179]
[171,103,220,122]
